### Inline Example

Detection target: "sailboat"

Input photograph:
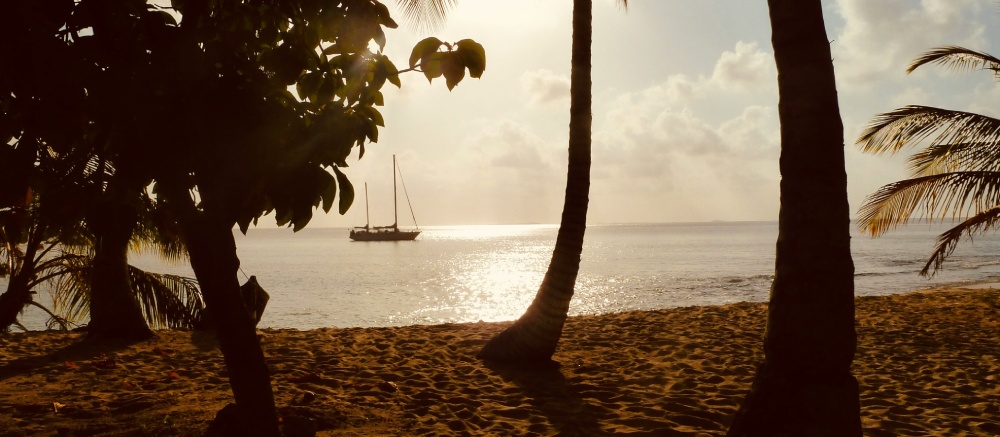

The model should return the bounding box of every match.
[349,155,421,241]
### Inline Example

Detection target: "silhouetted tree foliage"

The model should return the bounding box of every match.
[858,46,1000,276]
[1,0,484,434]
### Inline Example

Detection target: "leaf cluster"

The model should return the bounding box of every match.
[857,46,1000,275]
[408,37,486,90]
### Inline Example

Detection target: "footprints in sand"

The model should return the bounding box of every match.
[1,289,999,435]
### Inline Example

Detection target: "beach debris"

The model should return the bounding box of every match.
[64,361,79,369]
[91,359,116,369]
[377,381,398,393]
[151,347,174,356]
[298,390,317,404]
[52,402,64,413]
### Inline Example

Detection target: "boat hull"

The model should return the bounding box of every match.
[349,229,421,241]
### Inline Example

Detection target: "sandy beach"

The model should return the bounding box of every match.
[1,286,998,436]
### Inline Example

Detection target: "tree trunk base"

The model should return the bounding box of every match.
[477,316,560,363]
[727,363,862,437]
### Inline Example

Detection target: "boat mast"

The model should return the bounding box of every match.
[392,154,398,229]
[364,183,370,229]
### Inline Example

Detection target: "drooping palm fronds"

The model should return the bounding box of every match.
[856,106,1000,155]
[908,45,1000,76]
[857,171,1000,236]
[47,253,91,326]
[921,205,1000,276]
[858,44,1000,276]
[393,0,457,31]
[908,141,1000,175]
[47,253,204,329]
[128,268,203,329]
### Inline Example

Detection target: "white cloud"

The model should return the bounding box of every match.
[711,41,775,91]
[469,120,556,173]
[520,69,571,106]
[832,0,986,87]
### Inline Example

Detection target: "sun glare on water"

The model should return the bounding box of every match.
[401,225,557,323]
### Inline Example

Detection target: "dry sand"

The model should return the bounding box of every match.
[0,287,998,436]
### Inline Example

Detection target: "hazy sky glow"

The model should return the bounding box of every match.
[298,0,1000,228]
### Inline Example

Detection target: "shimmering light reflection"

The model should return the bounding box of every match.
[402,225,554,323]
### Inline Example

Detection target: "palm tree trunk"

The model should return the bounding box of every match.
[478,0,592,363]
[87,198,153,340]
[162,184,279,437]
[727,1,861,435]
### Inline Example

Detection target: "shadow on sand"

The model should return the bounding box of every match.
[483,359,612,436]
[0,333,144,382]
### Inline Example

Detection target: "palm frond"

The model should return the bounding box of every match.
[856,106,1000,155]
[48,253,93,325]
[908,46,1000,77]
[920,205,1000,276]
[26,301,71,330]
[907,141,1000,175]
[858,171,1000,236]
[46,254,204,329]
[128,267,204,329]
[393,0,457,31]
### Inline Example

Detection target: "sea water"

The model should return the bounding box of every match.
[10,222,1000,330]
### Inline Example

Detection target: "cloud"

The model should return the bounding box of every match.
[520,69,571,106]
[831,0,986,87]
[593,67,781,222]
[711,41,775,91]
[470,120,556,173]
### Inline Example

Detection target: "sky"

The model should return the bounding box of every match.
[301,0,1000,228]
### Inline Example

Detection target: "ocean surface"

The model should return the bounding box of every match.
[11,221,1000,330]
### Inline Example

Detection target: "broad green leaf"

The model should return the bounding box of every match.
[238,217,251,234]
[291,205,312,232]
[441,52,465,90]
[297,71,323,102]
[152,10,178,27]
[409,37,442,69]
[320,170,336,213]
[381,57,401,88]
[456,39,487,78]
[317,73,337,103]
[374,28,386,51]
[333,167,354,214]
[372,2,398,29]
[422,52,444,83]
[373,60,388,89]
[359,106,385,127]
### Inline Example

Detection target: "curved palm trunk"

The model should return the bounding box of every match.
[478,0,592,363]
[162,185,279,437]
[87,199,153,340]
[727,1,861,435]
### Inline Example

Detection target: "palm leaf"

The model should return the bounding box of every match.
[907,141,1000,175]
[47,253,92,325]
[858,171,1000,236]
[393,0,457,31]
[856,106,1000,155]
[920,205,1000,276]
[908,46,1000,76]
[46,253,204,329]
[128,267,204,329]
